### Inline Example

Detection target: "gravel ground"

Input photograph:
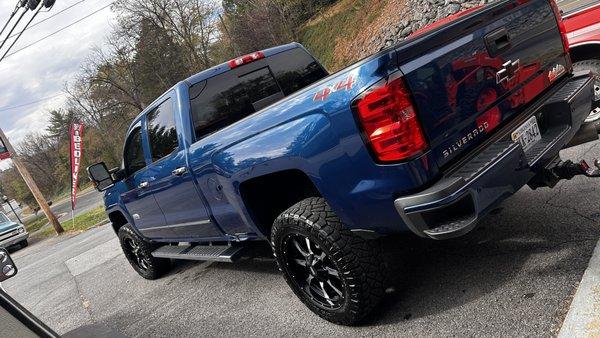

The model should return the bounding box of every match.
[3,143,600,337]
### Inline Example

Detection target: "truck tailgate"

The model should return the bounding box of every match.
[398,0,569,167]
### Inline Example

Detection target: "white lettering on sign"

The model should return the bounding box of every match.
[70,123,85,209]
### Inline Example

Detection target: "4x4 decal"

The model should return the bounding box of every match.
[313,75,355,101]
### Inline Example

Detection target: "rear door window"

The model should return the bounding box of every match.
[147,98,179,162]
[189,47,328,141]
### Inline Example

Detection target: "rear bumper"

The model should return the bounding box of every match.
[394,72,594,239]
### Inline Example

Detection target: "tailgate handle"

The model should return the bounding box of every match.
[485,28,511,57]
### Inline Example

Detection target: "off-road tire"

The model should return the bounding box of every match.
[271,197,386,325]
[19,240,28,248]
[573,59,600,75]
[118,223,170,280]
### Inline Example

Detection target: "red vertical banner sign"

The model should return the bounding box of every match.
[70,122,84,210]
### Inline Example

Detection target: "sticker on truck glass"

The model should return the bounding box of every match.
[313,75,355,101]
[548,64,565,83]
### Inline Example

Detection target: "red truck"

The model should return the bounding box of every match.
[561,0,600,119]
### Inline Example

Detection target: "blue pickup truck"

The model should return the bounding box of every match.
[88,0,597,325]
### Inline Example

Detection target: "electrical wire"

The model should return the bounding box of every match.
[0,5,44,63]
[1,2,113,61]
[0,8,27,52]
[0,93,65,112]
[0,1,23,39]
[5,0,87,40]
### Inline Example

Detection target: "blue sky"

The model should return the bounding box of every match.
[0,0,116,170]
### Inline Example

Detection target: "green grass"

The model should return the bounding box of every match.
[24,216,49,233]
[299,0,384,71]
[35,206,107,239]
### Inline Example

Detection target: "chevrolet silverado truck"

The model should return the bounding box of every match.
[0,213,28,250]
[88,0,598,325]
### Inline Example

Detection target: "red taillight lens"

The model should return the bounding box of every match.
[354,75,428,162]
[549,0,570,54]
[228,51,265,69]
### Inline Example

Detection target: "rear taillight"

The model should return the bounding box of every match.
[228,51,265,69]
[354,75,428,162]
[549,0,570,54]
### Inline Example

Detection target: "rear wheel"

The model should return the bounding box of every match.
[271,197,386,325]
[118,223,170,280]
[573,59,600,122]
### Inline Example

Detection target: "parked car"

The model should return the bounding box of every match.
[561,0,600,119]
[0,213,28,250]
[88,0,596,325]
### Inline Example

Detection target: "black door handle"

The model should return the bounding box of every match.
[485,28,511,57]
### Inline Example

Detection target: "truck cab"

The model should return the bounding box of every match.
[96,43,328,244]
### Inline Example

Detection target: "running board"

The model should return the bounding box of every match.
[151,245,244,262]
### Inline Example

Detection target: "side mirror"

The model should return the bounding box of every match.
[87,162,115,192]
[0,248,17,282]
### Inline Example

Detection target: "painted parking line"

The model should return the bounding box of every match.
[559,239,600,337]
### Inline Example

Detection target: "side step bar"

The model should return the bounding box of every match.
[151,244,244,262]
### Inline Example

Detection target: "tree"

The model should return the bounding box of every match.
[133,19,188,105]
[222,0,336,54]
[113,0,220,71]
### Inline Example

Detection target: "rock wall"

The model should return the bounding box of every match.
[359,0,495,57]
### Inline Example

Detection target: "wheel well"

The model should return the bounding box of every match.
[108,211,128,234]
[239,170,321,238]
[570,44,600,63]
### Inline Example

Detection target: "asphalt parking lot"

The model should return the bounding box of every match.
[4,142,600,337]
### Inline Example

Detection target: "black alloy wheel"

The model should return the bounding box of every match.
[282,233,344,309]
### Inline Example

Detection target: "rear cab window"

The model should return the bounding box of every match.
[189,47,328,141]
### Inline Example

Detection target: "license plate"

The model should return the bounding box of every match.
[511,116,541,152]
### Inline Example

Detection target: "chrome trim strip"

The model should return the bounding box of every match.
[570,41,600,48]
[0,230,19,241]
[563,2,600,19]
[140,219,211,232]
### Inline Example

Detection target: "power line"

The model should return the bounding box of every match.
[0,5,44,63]
[6,0,87,40]
[0,1,23,38]
[0,8,27,52]
[2,2,113,60]
[0,93,65,112]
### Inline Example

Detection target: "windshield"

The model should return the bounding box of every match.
[0,213,9,224]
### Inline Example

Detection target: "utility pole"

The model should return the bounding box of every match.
[0,127,63,234]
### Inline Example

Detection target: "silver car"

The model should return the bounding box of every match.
[0,213,28,250]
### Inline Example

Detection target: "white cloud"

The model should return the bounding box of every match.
[0,0,117,155]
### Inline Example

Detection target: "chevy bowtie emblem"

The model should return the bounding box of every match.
[496,59,520,84]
